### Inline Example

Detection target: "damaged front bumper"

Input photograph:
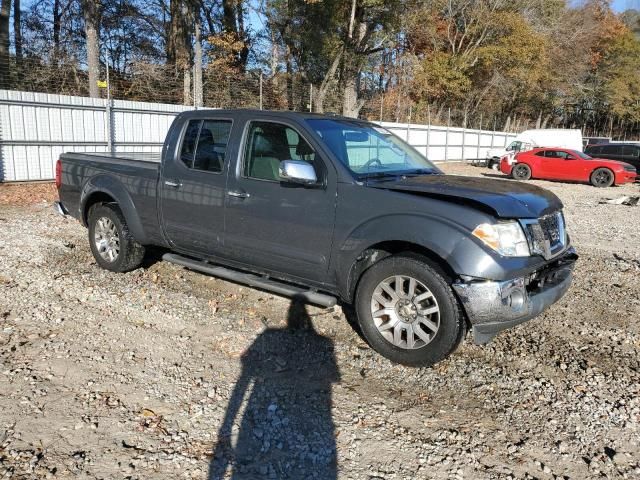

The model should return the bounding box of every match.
[453,247,578,344]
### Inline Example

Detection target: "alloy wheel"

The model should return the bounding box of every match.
[94,217,120,262]
[370,275,440,350]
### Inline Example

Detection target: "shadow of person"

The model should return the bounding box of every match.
[208,296,340,480]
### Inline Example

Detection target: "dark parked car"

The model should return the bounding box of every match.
[55,110,577,366]
[584,143,640,171]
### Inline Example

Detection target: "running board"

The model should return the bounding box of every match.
[162,253,337,308]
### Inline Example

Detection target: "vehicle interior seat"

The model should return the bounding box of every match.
[247,129,283,181]
[194,128,222,172]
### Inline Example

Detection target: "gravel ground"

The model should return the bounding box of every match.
[1,165,639,479]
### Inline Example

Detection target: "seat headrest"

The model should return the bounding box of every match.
[296,140,314,157]
[253,132,274,156]
[199,128,214,144]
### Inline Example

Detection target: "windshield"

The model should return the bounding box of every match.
[307,119,440,178]
[572,150,592,159]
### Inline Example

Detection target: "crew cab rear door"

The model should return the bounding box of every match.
[160,116,236,255]
[223,116,337,283]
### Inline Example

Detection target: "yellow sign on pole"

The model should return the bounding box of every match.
[97,80,108,88]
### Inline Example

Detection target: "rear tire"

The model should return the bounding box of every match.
[354,256,464,367]
[511,163,532,181]
[590,168,614,187]
[88,203,145,272]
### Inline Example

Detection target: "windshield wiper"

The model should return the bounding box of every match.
[399,168,440,176]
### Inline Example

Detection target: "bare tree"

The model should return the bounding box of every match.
[0,0,10,86]
[13,0,20,58]
[82,0,101,98]
[193,9,202,107]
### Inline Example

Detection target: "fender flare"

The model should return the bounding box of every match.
[334,214,476,301]
[80,174,148,244]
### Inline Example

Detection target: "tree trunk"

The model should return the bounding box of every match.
[82,0,101,98]
[193,14,203,107]
[313,48,342,113]
[53,0,61,62]
[13,0,20,58]
[222,0,236,32]
[0,0,10,87]
[286,51,293,110]
[168,0,193,104]
[183,68,191,106]
[342,75,361,117]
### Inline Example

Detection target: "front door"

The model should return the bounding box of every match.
[160,118,234,255]
[224,119,337,283]
[539,150,573,180]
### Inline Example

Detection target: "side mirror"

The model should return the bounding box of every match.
[279,160,318,185]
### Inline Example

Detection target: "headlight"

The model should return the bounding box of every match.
[472,221,530,257]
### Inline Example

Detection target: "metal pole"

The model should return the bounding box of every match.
[380,94,384,122]
[406,104,412,142]
[309,83,312,112]
[105,48,113,155]
[462,110,467,163]
[445,107,450,162]
[259,72,263,110]
[476,113,482,164]
[426,104,431,159]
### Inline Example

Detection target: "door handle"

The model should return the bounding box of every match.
[228,190,250,199]
[165,180,182,188]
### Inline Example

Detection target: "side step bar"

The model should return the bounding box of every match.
[162,253,337,308]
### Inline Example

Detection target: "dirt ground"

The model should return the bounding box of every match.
[1,164,639,479]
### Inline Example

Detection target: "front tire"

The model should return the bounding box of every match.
[354,256,464,367]
[88,203,145,272]
[511,163,532,180]
[590,168,614,187]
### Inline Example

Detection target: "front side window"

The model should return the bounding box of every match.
[308,119,439,178]
[244,121,319,182]
[179,119,232,173]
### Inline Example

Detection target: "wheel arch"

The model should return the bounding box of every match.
[80,175,148,244]
[343,240,457,304]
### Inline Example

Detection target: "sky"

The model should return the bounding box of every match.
[611,0,640,11]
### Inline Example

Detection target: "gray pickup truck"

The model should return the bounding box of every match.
[55,110,577,366]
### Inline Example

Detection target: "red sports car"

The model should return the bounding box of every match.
[501,148,637,187]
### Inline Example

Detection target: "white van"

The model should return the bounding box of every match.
[485,129,583,169]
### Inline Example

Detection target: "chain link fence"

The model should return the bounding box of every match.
[0,56,539,132]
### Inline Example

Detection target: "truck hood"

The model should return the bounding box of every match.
[368,174,563,218]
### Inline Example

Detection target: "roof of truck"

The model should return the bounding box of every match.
[177,108,370,122]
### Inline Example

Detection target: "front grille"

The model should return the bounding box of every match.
[523,212,566,259]
[540,212,564,250]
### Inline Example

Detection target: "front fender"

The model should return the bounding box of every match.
[334,213,553,301]
[80,174,148,244]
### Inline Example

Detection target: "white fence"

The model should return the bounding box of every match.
[379,121,516,163]
[0,89,516,182]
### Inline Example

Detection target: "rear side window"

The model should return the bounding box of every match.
[602,145,623,156]
[534,151,546,157]
[623,145,640,157]
[180,120,201,167]
[179,119,232,172]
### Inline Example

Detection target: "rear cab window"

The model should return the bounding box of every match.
[179,119,232,173]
